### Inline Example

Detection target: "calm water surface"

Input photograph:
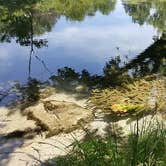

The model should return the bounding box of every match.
[0,0,165,90]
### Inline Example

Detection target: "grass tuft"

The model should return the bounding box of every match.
[48,119,166,166]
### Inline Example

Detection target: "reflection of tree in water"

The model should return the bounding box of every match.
[0,0,165,79]
[38,0,116,21]
[123,33,166,77]
[0,0,117,103]
[0,0,165,103]
[122,0,166,33]
[0,0,57,44]
[22,78,40,102]
[5,32,164,104]
[0,0,117,79]
[1,34,165,104]
[0,0,57,78]
[50,35,166,90]
[0,0,116,44]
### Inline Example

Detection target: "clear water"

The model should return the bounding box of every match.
[0,0,165,89]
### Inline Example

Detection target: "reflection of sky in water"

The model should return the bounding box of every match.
[0,1,158,85]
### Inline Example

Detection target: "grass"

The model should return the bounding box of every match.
[125,120,166,166]
[47,119,166,166]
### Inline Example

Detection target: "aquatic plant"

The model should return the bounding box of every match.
[90,76,166,115]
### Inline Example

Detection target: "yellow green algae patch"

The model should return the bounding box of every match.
[90,76,166,115]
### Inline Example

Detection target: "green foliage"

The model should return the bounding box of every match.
[124,120,166,166]
[123,0,166,32]
[53,136,124,166]
[0,0,116,46]
[38,0,116,21]
[0,0,165,47]
[48,120,166,166]
[0,0,56,45]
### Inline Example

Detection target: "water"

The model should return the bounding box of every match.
[0,0,165,89]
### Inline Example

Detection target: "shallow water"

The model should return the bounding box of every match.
[0,0,165,89]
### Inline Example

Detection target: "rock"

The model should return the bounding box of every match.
[25,100,93,136]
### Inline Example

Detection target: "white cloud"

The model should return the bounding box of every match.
[42,23,157,63]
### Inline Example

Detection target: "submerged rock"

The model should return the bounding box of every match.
[25,100,93,137]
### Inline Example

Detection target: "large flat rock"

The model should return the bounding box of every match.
[25,100,93,136]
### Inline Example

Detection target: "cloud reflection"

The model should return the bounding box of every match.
[0,1,158,84]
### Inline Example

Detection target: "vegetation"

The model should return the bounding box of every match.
[38,0,116,21]
[49,31,166,89]
[122,0,166,32]
[0,0,115,86]
[47,120,166,166]
[0,1,165,165]
[0,0,116,46]
[90,76,166,116]
[0,0,117,79]
[0,0,165,47]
